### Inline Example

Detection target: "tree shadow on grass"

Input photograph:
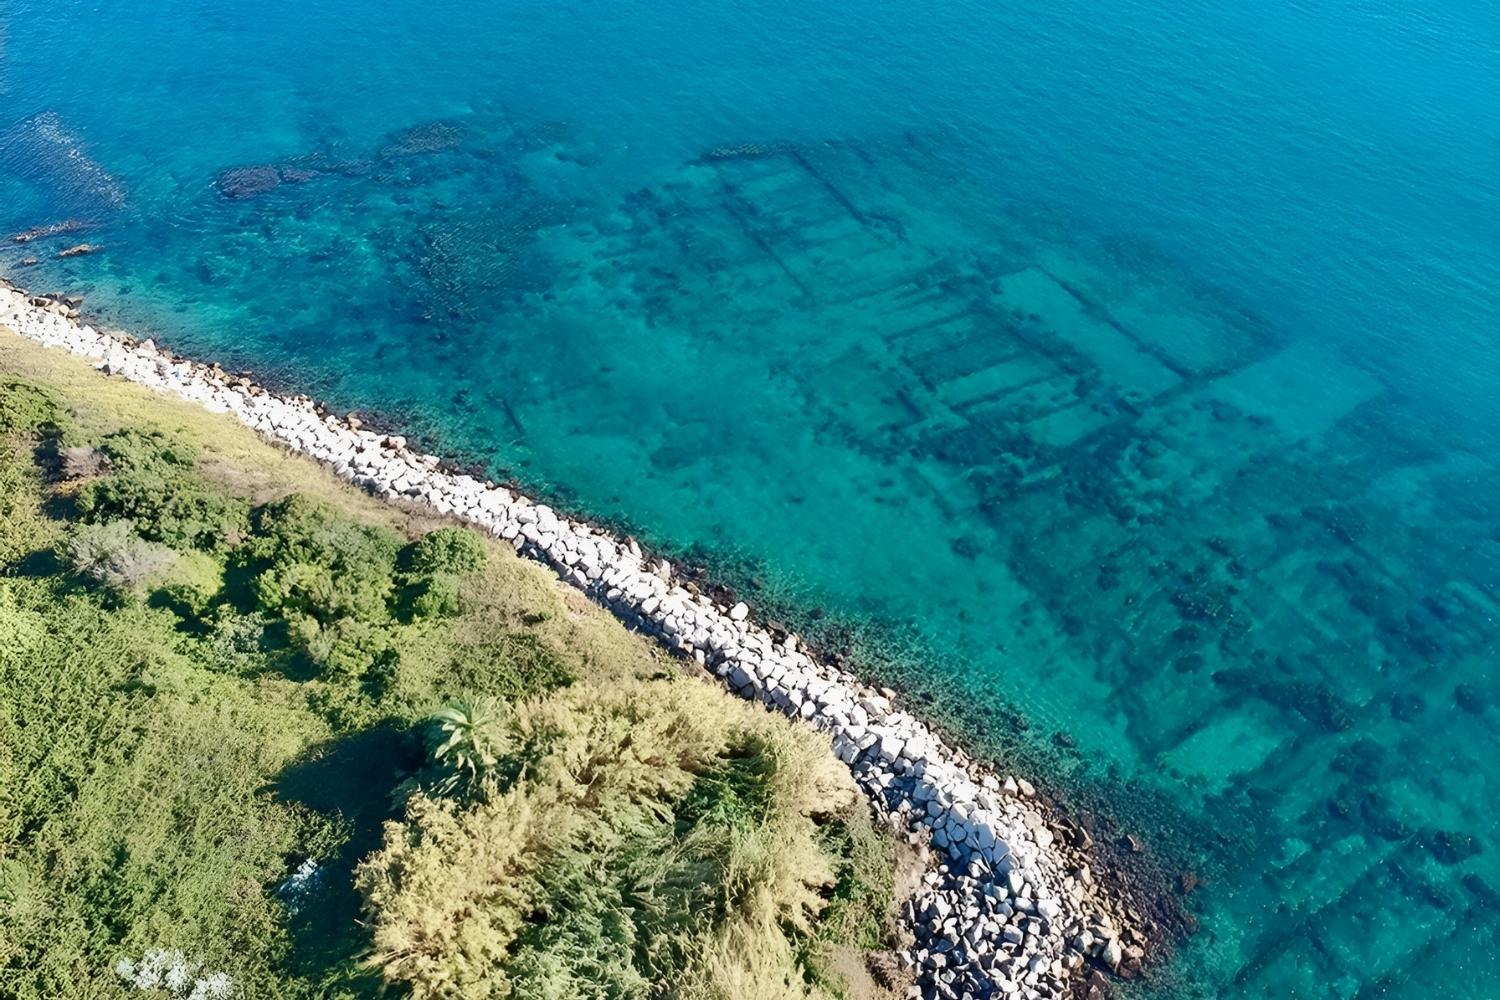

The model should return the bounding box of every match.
[271,722,425,994]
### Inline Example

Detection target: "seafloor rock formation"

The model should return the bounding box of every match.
[213,163,332,200]
[8,218,90,243]
[214,165,284,199]
[0,281,1144,1000]
[377,120,463,159]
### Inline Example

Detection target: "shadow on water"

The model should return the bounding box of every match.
[270,722,425,991]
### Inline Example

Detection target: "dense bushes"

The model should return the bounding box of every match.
[64,520,177,593]
[75,429,249,551]
[0,375,66,436]
[0,406,541,997]
[0,359,893,1000]
[0,586,329,999]
[236,497,495,675]
[358,680,859,1000]
[0,378,66,565]
[243,493,404,625]
[400,528,487,621]
[408,526,488,575]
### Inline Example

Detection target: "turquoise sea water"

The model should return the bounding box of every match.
[3,1,1499,996]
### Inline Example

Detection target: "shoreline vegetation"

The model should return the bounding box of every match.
[1,278,1159,999]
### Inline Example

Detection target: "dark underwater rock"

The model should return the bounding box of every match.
[1389,692,1426,722]
[1425,829,1483,866]
[9,218,89,243]
[1454,683,1487,715]
[378,121,462,158]
[1358,791,1412,841]
[278,167,321,184]
[215,164,283,199]
[1212,668,1353,732]
[213,162,330,199]
[1463,873,1500,910]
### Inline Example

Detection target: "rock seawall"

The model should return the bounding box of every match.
[1,282,1143,1000]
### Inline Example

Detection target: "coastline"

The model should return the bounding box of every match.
[1,279,1158,1000]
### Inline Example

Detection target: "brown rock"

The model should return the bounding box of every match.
[58,243,102,258]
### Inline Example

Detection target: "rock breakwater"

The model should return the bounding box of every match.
[0,281,1147,1000]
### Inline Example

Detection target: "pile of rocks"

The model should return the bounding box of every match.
[1,282,1137,1000]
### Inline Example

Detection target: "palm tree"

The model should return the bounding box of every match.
[427,697,508,800]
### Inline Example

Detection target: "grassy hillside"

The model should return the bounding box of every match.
[0,331,900,1000]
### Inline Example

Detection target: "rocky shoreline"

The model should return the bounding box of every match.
[1,280,1151,1000]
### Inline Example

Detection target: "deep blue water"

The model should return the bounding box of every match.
[3,1,1499,996]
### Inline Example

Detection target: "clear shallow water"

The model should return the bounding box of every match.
[3,1,1499,996]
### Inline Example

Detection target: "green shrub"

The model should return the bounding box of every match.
[64,521,177,594]
[75,429,249,551]
[96,427,197,469]
[0,377,67,437]
[243,494,401,624]
[239,496,411,679]
[152,550,227,620]
[196,609,274,675]
[0,586,46,670]
[0,441,53,566]
[293,615,399,678]
[406,527,488,576]
[396,529,487,620]
[406,572,462,620]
